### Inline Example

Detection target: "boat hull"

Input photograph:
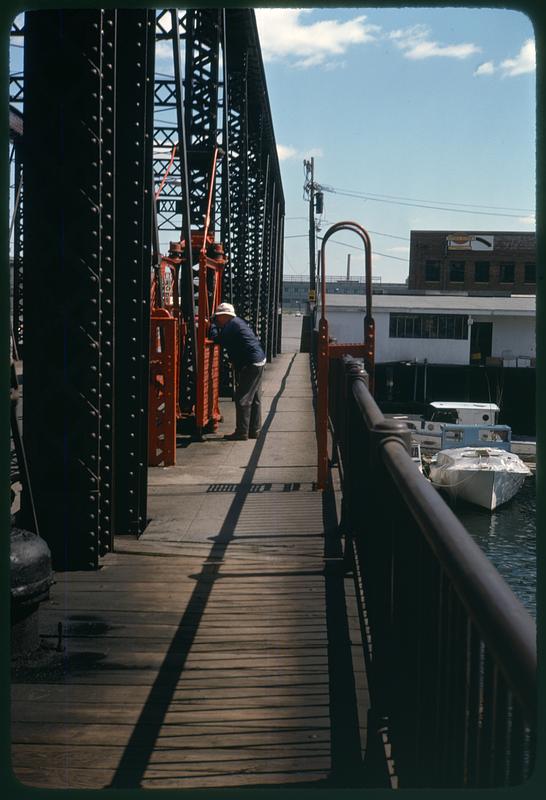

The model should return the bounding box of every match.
[434,469,526,510]
[429,448,531,510]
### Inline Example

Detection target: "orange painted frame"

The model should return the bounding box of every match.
[148,309,178,466]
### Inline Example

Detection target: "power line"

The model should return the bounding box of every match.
[317,236,408,262]
[322,185,535,214]
[284,234,408,262]
[322,186,535,219]
[283,252,299,274]
[320,218,409,242]
[286,217,409,242]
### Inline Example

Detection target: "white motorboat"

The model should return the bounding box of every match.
[429,446,531,510]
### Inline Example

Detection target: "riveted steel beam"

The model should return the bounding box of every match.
[23,10,106,569]
[98,9,116,553]
[224,10,285,349]
[113,9,155,535]
[12,140,23,357]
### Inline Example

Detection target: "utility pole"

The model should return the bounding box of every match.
[304,157,316,297]
[346,253,351,281]
[303,160,324,317]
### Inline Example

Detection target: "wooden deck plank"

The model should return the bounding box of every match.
[12,726,330,753]
[14,765,330,790]
[11,353,355,790]
[11,684,329,705]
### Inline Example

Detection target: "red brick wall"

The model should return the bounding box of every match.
[408,231,536,293]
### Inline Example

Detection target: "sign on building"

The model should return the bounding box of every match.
[447,234,495,251]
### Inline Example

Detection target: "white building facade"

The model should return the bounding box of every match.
[322,294,535,366]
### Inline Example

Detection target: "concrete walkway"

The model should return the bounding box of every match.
[11,317,367,790]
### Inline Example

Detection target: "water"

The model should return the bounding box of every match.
[450,475,536,617]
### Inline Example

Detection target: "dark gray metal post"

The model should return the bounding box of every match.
[113,9,155,536]
[23,10,106,569]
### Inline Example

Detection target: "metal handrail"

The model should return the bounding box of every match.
[382,436,536,715]
[331,355,536,787]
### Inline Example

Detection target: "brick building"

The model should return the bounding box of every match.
[408,231,536,294]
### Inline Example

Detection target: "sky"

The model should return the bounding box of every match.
[9,8,536,284]
[254,7,536,283]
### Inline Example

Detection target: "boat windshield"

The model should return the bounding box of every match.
[428,408,459,424]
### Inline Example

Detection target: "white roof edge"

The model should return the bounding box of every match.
[429,401,500,411]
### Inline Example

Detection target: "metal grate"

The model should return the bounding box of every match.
[207,482,273,493]
[207,482,302,493]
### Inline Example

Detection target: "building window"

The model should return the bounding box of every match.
[389,313,468,340]
[449,261,465,283]
[500,262,515,283]
[425,260,440,282]
[524,262,536,282]
[474,261,490,283]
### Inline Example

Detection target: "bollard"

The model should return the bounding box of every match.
[11,527,53,656]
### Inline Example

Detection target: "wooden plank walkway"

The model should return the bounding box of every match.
[11,323,367,790]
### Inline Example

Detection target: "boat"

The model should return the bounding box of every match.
[428,424,531,510]
[429,448,531,510]
[392,402,501,449]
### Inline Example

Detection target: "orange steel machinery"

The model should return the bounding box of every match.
[148,147,225,466]
[148,253,181,467]
[180,232,225,435]
[316,221,375,489]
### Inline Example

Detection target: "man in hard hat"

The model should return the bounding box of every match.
[210,303,266,441]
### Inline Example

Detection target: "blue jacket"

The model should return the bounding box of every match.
[209,316,265,369]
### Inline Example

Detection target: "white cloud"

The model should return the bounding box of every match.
[156,41,174,63]
[473,39,535,79]
[518,215,536,226]
[277,144,324,161]
[255,9,380,69]
[277,144,298,161]
[154,146,175,157]
[474,61,496,77]
[389,24,480,60]
[500,38,535,76]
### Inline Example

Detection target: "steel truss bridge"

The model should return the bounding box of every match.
[7,9,536,791]
[9,9,284,569]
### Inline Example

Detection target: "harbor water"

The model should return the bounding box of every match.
[449,474,536,617]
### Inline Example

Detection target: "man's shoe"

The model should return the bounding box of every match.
[249,431,260,439]
[223,432,248,441]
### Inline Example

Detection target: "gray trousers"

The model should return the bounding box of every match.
[234,364,264,436]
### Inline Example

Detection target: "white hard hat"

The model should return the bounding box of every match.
[215,302,236,317]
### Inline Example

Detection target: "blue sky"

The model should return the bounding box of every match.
[9,8,535,284]
[255,7,536,283]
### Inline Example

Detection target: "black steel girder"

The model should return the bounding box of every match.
[22,10,155,568]
[113,10,156,536]
[224,10,285,357]
[23,10,109,569]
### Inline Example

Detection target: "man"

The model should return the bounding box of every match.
[209,303,266,441]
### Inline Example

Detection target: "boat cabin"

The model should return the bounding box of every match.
[426,402,500,426]
[440,424,512,452]
[393,402,502,450]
